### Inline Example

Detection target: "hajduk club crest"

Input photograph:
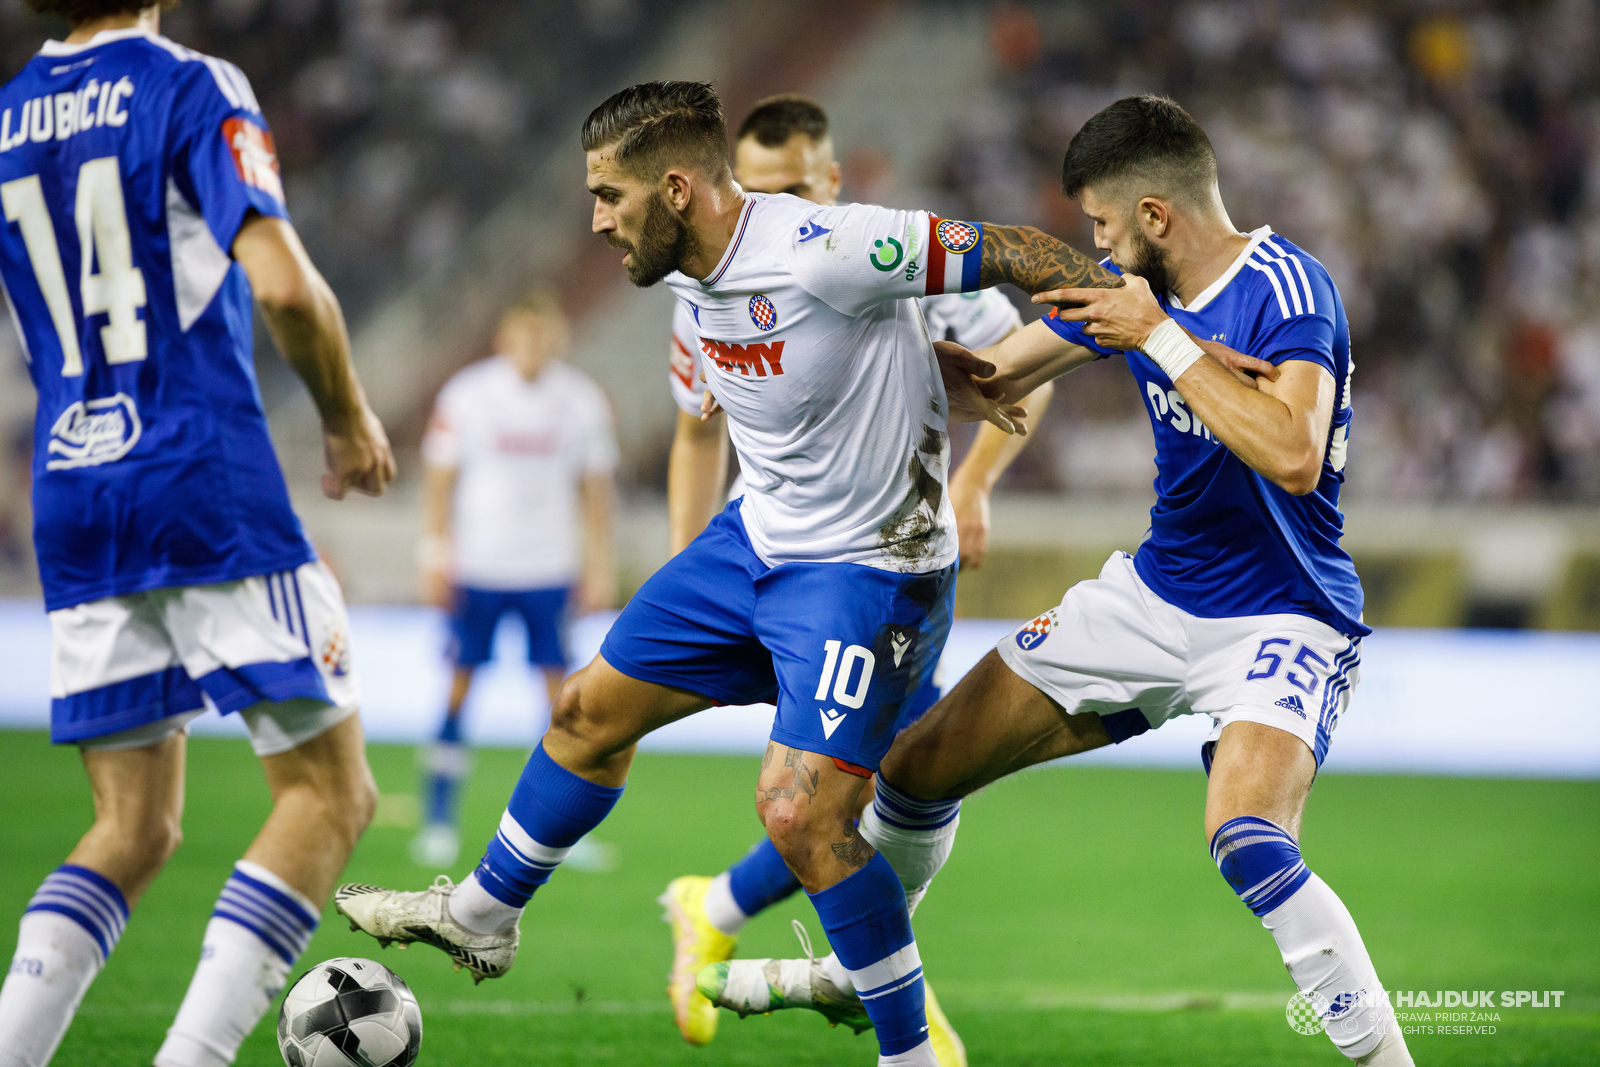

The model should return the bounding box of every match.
[749,294,778,332]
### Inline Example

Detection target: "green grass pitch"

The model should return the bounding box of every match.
[2,729,1595,1065]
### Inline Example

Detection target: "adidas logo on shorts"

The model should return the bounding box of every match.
[1273,694,1306,719]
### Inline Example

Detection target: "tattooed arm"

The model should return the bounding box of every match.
[978,224,1121,296]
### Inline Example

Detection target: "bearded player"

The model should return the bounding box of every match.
[0,3,394,1065]
[336,80,1139,1067]
[732,95,1413,1066]
[658,94,1051,1058]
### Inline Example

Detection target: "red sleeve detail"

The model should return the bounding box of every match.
[925,215,946,297]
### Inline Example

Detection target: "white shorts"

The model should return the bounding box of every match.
[997,552,1360,769]
[50,561,361,756]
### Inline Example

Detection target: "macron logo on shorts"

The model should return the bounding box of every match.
[820,707,846,740]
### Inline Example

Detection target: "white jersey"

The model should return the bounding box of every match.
[662,192,992,572]
[423,357,619,589]
[668,288,1021,417]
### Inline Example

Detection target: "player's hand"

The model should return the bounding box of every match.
[935,341,1028,435]
[1209,346,1280,387]
[1035,274,1169,351]
[700,388,723,420]
[323,404,396,499]
[1034,276,1278,385]
[949,476,992,569]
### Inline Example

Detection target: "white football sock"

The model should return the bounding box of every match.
[878,1037,939,1066]
[449,870,522,936]
[0,866,128,1067]
[1354,1027,1415,1066]
[859,792,960,919]
[700,872,749,936]
[820,950,853,994]
[155,861,318,1067]
[1264,874,1407,1061]
[0,914,107,1067]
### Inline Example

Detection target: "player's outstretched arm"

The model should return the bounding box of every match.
[667,409,729,555]
[957,319,1104,405]
[977,224,1121,296]
[1051,275,1333,495]
[233,214,396,499]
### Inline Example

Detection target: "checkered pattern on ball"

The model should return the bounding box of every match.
[935,219,979,254]
[1285,991,1327,1035]
[748,294,778,332]
[278,957,422,1067]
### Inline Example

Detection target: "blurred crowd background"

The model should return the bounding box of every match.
[1,0,1597,624]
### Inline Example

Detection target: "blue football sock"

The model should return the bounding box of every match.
[472,743,623,907]
[727,837,801,917]
[809,853,928,1057]
[1210,815,1312,917]
[423,715,467,827]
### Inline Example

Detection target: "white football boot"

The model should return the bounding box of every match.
[334,875,518,983]
[696,920,871,1033]
[696,920,967,1065]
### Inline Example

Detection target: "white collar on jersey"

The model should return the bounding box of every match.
[38,27,155,56]
[700,193,758,289]
[1168,225,1274,313]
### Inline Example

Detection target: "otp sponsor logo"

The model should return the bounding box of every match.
[223,117,283,202]
[1015,610,1054,651]
[699,338,786,378]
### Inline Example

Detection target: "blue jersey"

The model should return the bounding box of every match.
[1044,227,1366,637]
[0,29,313,611]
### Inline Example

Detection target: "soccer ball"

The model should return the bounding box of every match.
[277,957,422,1067]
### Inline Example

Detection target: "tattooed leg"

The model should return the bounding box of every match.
[753,742,871,893]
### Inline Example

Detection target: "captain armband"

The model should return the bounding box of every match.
[1140,318,1205,382]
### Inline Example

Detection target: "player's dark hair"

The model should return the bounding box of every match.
[581,80,731,181]
[1061,95,1217,209]
[23,0,178,24]
[736,94,829,148]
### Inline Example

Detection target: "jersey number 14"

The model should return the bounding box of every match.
[2,156,148,375]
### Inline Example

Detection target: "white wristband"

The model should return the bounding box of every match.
[1141,318,1204,382]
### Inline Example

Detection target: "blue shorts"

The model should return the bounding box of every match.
[450,586,572,668]
[600,502,955,771]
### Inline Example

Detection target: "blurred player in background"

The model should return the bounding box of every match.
[337,79,1122,1067]
[413,291,618,868]
[659,94,1052,1057]
[0,3,395,1066]
[758,96,1413,1066]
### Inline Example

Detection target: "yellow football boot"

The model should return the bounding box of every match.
[659,876,737,1045]
[924,981,968,1067]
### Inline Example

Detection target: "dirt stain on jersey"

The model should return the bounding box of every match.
[876,430,949,564]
